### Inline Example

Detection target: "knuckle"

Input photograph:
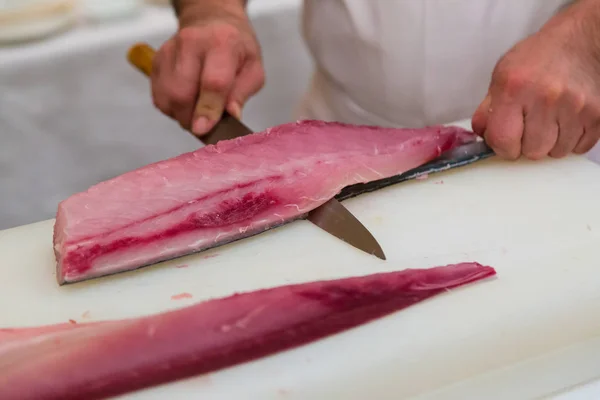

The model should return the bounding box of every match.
[166,86,194,106]
[539,82,563,106]
[493,66,529,97]
[177,27,203,44]
[202,74,231,93]
[210,23,241,47]
[568,91,586,114]
[175,28,207,55]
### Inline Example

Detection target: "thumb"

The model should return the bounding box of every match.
[471,93,492,136]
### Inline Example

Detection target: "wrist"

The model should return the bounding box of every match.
[173,0,248,24]
[539,1,600,45]
[565,0,600,59]
[173,0,247,15]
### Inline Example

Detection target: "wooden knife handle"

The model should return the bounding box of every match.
[127,43,156,77]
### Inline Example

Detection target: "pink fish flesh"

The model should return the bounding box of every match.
[53,120,477,284]
[0,262,496,400]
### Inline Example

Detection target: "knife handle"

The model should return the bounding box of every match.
[127,43,155,77]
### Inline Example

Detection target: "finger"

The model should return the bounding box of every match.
[151,40,176,118]
[471,93,492,136]
[521,102,558,160]
[192,47,238,135]
[164,36,207,131]
[226,59,265,120]
[574,101,600,154]
[574,127,600,154]
[550,97,584,158]
[483,98,524,160]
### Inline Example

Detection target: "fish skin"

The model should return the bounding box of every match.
[53,120,477,284]
[0,262,496,400]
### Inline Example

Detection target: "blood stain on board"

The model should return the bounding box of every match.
[175,264,189,269]
[171,292,193,301]
[68,319,77,325]
[416,173,429,180]
[434,180,444,185]
[81,311,91,319]
[203,254,220,259]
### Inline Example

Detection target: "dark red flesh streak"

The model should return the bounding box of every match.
[72,176,283,243]
[64,192,280,275]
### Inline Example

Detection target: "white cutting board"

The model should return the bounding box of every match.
[1,120,600,399]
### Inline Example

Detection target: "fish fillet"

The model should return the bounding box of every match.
[0,262,496,400]
[53,120,477,284]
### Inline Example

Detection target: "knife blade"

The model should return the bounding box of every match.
[337,138,495,201]
[126,43,386,260]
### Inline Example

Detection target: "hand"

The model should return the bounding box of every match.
[151,0,265,135]
[472,1,600,160]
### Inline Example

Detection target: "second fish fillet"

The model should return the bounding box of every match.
[53,120,477,284]
[0,262,496,400]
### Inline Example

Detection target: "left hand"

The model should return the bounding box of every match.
[472,1,600,160]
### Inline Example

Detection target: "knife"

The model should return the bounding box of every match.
[337,138,495,201]
[127,43,386,260]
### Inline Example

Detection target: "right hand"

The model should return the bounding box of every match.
[151,1,265,136]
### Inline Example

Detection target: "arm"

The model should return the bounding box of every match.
[471,0,600,159]
[170,0,248,17]
[155,0,263,135]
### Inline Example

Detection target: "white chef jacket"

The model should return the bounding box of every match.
[296,0,573,128]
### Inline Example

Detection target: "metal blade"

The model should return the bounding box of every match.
[307,198,386,260]
[202,110,253,144]
[337,138,495,201]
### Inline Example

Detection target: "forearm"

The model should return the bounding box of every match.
[543,0,600,67]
